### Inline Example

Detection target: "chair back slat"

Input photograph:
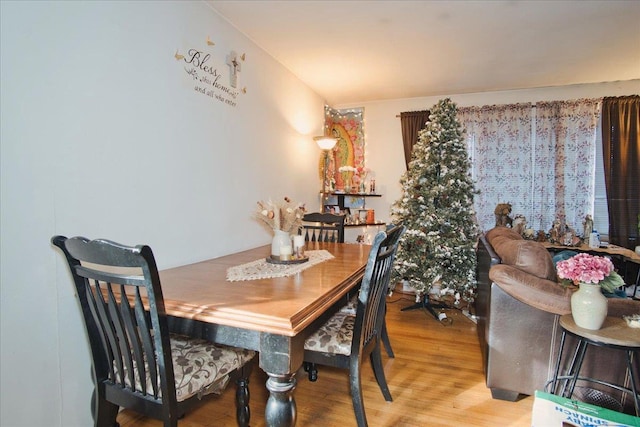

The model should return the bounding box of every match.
[75,265,148,286]
[133,287,160,396]
[106,283,138,390]
[86,281,119,382]
[353,225,405,354]
[119,286,151,396]
[362,255,392,341]
[93,281,126,383]
[301,212,346,243]
[52,236,175,404]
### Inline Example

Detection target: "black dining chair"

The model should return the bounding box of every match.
[302,224,406,427]
[301,212,346,243]
[51,236,255,427]
[302,214,396,358]
[337,223,401,359]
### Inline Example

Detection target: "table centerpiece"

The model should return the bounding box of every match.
[255,196,306,260]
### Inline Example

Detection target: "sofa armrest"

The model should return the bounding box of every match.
[489,264,573,315]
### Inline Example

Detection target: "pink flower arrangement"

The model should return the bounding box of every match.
[556,253,624,293]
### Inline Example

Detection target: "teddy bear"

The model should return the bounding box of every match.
[494,203,513,227]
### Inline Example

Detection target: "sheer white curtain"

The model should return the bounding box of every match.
[459,99,600,233]
[458,103,532,231]
[532,99,601,232]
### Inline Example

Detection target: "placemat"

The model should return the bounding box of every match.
[226,250,334,282]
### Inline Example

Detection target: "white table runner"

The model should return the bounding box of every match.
[226,250,334,282]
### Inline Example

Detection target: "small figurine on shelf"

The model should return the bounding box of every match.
[562,228,579,246]
[369,178,376,194]
[549,219,562,243]
[513,214,527,236]
[583,214,593,242]
[523,228,536,240]
[356,167,370,194]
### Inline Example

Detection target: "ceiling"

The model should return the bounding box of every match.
[208,0,640,105]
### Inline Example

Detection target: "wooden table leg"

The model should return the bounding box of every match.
[260,333,305,427]
[265,373,297,427]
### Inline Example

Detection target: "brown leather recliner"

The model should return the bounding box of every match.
[475,226,639,413]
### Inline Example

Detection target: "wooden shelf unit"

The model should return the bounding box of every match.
[322,192,384,228]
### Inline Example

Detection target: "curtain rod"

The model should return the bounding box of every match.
[395,98,606,118]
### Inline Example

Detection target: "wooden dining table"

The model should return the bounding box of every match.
[158,242,371,427]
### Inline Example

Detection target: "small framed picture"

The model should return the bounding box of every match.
[358,209,368,223]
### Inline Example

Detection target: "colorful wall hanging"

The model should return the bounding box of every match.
[323,106,365,191]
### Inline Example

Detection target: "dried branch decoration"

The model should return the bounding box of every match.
[255,197,306,233]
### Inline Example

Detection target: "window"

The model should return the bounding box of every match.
[593,116,610,240]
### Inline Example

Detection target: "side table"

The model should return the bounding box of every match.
[549,314,640,416]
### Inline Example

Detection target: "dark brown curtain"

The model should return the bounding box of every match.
[601,95,640,249]
[400,110,430,170]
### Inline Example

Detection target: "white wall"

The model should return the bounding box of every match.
[337,80,640,228]
[2,3,638,426]
[0,2,325,426]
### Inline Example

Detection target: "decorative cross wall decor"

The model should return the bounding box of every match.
[226,51,242,88]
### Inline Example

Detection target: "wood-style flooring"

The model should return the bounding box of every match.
[117,294,534,426]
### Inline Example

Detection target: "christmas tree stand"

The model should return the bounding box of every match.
[402,294,451,324]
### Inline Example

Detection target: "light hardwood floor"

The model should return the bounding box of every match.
[117,294,534,427]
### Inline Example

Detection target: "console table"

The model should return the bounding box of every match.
[542,242,640,297]
[541,242,640,264]
[549,314,640,416]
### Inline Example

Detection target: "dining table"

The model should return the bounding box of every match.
[158,241,371,427]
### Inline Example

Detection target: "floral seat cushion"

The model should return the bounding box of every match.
[304,312,355,356]
[171,335,255,401]
[115,334,255,402]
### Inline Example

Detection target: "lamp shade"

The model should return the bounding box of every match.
[314,136,337,150]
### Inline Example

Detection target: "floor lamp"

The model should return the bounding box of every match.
[314,136,337,211]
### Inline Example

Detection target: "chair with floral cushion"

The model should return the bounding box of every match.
[51,236,255,427]
[302,224,405,427]
[335,223,402,359]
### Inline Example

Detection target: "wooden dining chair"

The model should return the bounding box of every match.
[51,236,255,427]
[303,215,396,358]
[336,223,401,359]
[301,212,346,243]
[302,224,406,427]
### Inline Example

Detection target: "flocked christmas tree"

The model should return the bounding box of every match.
[391,98,479,308]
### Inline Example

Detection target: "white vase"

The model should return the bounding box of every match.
[571,282,608,330]
[344,176,352,193]
[271,229,291,257]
